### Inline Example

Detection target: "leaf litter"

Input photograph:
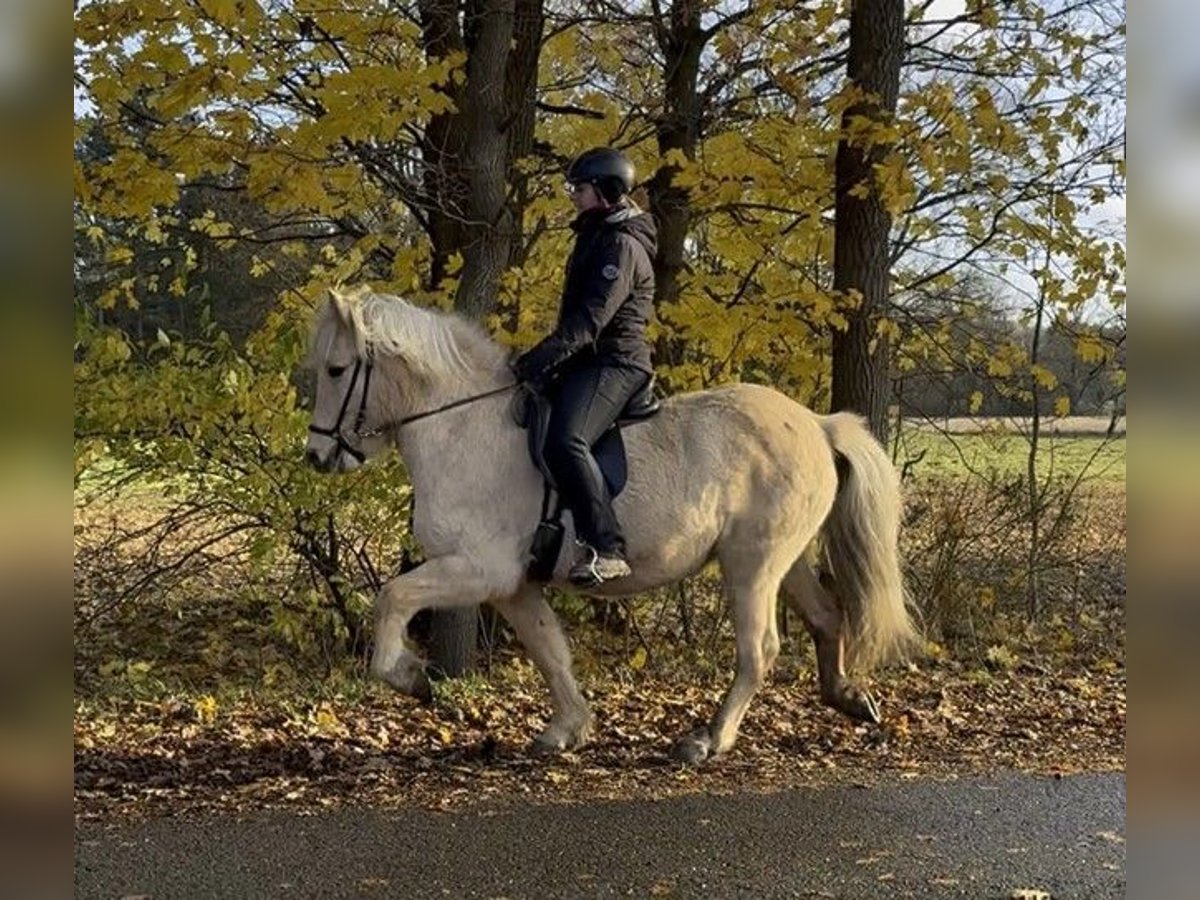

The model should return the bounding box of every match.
[75,656,1124,822]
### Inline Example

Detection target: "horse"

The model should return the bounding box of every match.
[303,286,918,763]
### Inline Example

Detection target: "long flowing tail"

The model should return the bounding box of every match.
[819,412,920,670]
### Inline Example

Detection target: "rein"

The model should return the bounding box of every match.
[360,381,518,437]
[307,357,518,463]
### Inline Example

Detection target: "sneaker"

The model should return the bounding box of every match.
[568,543,632,586]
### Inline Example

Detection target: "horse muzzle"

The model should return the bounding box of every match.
[304,445,334,472]
[309,447,364,474]
[306,423,367,473]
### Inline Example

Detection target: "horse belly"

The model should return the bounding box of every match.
[615,466,725,588]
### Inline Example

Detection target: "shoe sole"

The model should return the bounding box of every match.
[568,568,631,588]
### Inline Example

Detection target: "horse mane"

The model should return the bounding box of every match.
[322,286,509,383]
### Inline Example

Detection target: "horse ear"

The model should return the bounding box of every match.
[328,287,354,325]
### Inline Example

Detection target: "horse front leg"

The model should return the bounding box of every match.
[782,560,880,724]
[493,585,593,752]
[371,555,516,701]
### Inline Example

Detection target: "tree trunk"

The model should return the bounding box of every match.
[830,0,904,444]
[1025,240,1050,620]
[456,0,516,320]
[426,606,480,679]
[416,0,544,678]
[504,0,544,269]
[418,0,468,290]
[647,2,704,371]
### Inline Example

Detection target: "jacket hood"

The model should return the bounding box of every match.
[607,205,658,260]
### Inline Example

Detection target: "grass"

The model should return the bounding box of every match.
[895,427,1126,485]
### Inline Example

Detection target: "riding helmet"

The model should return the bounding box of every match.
[566,147,636,203]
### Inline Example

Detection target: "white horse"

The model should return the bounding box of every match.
[304,286,918,763]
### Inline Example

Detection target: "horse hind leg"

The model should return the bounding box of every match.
[672,556,787,765]
[781,558,880,724]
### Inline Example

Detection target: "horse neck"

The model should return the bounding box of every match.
[383,361,519,483]
[373,348,506,418]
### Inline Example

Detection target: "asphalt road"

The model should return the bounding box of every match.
[75,772,1124,899]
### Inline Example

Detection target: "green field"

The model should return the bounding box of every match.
[895,427,1126,484]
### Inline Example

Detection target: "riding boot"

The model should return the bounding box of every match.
[569,541,632,587]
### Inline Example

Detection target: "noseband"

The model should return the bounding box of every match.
[308,356,518,464]
[307,358,374,464]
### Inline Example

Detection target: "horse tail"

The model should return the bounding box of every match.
[818,412,919,671]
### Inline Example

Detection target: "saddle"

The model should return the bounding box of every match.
[510,376,661,581]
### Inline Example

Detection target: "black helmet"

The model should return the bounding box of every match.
[566,147,635,203]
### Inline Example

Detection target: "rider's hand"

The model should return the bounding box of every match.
[511,350,543,384]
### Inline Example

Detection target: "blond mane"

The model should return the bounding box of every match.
[319,286,508,384]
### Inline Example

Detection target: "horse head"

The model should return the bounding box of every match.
[303,286,509,473]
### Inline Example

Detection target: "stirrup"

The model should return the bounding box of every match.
[571,542,601,585]
[569,542,630,586]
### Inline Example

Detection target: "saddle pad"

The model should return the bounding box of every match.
[592,427,628,497]
[515,385,629,497]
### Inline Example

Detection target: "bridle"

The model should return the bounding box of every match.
[307,356,518,464]
[306,358,375,465]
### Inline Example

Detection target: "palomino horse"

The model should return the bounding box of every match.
[304,287,918,763]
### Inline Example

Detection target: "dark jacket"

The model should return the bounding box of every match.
[515,204,657,381]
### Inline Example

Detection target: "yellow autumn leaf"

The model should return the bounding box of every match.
[1054,395,1071,417]
[1031,364,1058,390]
[629,646,648,671]
[194,694,218,726]
[313,703,341,733]
[200,0,240,26]
[986,644,1019,671]
[106,246,134,266]
[987,357,1013,378]
[1075,334,1109,363]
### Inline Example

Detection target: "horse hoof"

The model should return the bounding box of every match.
[836,687,880,724]
[531,720,592,755]
[375,659,432,703]
[530,736,564,756]
[671,727,713,765]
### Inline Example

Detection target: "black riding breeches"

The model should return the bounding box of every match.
[543,363,650,555]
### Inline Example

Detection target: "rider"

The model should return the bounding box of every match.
[512,147,658,586]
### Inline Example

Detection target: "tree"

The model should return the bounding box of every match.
[74,0,554,678]
[890,0,1125,431]
[830,0,904,442]
[415,0,547,677]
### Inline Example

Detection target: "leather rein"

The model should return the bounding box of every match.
[307,357,517,464]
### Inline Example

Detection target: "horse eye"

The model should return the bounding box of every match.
[327,365,347,378]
